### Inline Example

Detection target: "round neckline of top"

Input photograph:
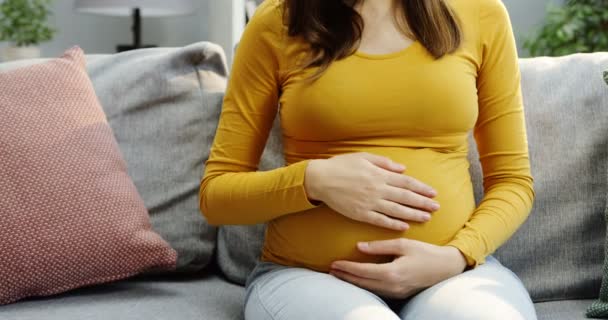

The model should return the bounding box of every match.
[353,40,420,60]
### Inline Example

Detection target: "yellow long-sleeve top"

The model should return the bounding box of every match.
[200,0,535,270]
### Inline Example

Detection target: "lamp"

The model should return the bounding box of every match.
[74,0,198,52]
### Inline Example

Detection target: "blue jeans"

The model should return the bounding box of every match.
[244,255,537,320]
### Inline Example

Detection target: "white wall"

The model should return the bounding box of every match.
[0,0,207,57]
[208,0,245,66]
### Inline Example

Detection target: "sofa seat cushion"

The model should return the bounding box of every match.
[535,299,595,320]
[0,275,590,320]
[0,274,245,320]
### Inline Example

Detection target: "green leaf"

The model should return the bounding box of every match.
[523,0,608,57]
[0,0,55,45]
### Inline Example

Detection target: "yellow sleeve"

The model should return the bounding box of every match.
[199,2,322,226]
[446,0,535,268]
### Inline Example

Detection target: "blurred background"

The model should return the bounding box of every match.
[0,0,606,65]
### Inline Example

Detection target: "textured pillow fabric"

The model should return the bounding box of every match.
[86,43,228,272]
[0,47,177,305]
[475,53,608,302]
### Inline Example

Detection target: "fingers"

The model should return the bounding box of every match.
[375,199,432,223]
[382,185,440,214]
[359,152,406,173]
[384,172,437,198]
[357,239,410,256]
[360,211,409,231]
[330,261,388,280]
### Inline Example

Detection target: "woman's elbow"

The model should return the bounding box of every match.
[514,173,536,214]
[526,175,536,210]
[199,179,223,226]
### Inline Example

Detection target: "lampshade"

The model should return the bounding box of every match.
[74,0,198,17]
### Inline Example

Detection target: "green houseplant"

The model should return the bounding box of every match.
[0,0,55,61]
[524,0,608,57]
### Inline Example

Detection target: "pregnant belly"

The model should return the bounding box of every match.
[261,147,478,272]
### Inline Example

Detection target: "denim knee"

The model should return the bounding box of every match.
[397,256,537,320]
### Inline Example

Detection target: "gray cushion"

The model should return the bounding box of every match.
[0,274,245,320]
[483,53,608,302]
[0,43,227,273]
[87,43,227,272]
[216,52,608,303]
[0,276,589,320]
[535,299,596,320]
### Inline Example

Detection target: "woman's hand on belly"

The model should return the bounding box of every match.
[304,152,441,231]
[328,238,468,299]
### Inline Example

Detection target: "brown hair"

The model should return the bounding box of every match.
[284,0,462,78]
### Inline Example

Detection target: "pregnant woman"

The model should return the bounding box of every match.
[200,0,537,319]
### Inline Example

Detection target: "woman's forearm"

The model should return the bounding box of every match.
[446,177,535,267]
[200,159,323,225]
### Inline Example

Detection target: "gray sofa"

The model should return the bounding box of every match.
[0,42,606,320]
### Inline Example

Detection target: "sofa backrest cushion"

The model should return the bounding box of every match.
[86,44,228,272]
[488,53,608,301]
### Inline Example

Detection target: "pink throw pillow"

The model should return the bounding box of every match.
[0,47,177,305]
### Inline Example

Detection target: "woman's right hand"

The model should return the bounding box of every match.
[304,152,440,231]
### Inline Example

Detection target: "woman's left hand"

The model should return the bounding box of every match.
[330,239,469,299]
